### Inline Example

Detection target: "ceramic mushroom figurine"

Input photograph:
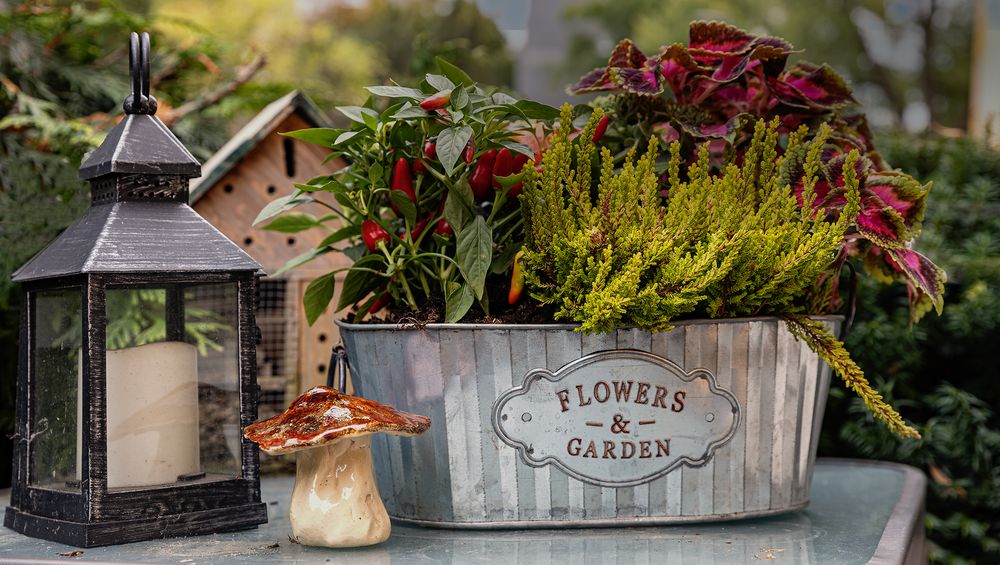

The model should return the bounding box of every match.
[244,386,431,547]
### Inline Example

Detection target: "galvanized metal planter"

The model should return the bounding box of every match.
[339,316,840,527]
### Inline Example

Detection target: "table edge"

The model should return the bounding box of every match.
[817,458,927,565]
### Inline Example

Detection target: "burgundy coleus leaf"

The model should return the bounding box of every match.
[864,171,929,230]
[847,169,927,248]
[657,43,711,102]
[674,113,746,145]
[703,41,795,83]
[612,67,662,94]
[774,62,856,110]
[607,38,649,68]
[568,38,660,94]
[570,67,614,94]
[884,247,947,321]
[688,20,757,55]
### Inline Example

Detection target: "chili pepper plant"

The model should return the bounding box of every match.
[254,59,559,324]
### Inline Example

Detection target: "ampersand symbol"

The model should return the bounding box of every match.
[610,414,631,434]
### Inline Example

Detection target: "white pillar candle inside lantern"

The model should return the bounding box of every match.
[106,341,201,488]
[78,341,201,488]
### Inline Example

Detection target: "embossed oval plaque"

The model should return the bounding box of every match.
[492,349,741,487]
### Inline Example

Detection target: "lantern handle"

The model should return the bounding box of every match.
[123,31,157,115]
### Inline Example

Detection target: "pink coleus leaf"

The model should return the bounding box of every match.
[774,62,856,110]
[884,248,947,322]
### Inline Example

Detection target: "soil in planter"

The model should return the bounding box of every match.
[362,292,557,326]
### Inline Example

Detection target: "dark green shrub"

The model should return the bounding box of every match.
[821,133,1000,564]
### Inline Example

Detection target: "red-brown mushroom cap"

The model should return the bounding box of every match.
[244,386,431,455]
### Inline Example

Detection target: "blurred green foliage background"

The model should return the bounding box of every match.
[1,1,997,562]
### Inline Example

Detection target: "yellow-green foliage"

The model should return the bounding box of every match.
[521,105,918,438]
[522,105,860,332]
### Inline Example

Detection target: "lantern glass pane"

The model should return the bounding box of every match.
[29,288,82,491]
[104,282,241,490]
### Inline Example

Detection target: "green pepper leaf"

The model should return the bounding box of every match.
[318,224,362,247]
[435,57,475,87]
[444,183,473,232]
[444,281,475,323]
[437,125,473,175]
[389,190,417,226]
[456,215,493,299]
[303,273,337,326]
[451,85,470,111]
[368,163,385,184]
[361,110,380,131]
[254,193,314,225]
[260,212,320,233]
[365,85,425,99]
[491,92,518,105]
[498,140,536,160]
[336,105,379,124]
[493,172,524,191]
[513,100,561,120]
[280,128,342,147]
[338,254,387,311]
[425,73,456,92]
[393,104,430,119]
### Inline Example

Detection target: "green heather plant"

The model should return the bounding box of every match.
[521,105,918,438]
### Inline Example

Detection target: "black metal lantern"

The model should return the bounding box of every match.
[3,33,267,547]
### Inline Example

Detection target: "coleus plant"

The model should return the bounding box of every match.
[569,20,945,323]
[254,59,558,324]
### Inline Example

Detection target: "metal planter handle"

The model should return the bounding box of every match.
[326,344,349,393]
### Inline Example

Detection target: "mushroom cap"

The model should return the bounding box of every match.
[244,386,431,455]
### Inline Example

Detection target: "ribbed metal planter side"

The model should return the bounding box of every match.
[339,317,840,527]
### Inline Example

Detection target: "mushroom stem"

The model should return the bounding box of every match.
[288,435,390,547]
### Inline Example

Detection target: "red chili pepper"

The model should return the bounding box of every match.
[433,219,454,237]
[410,216,430,240]
[413,159,428,175]
[492,148,514,190]
[362,219,390,252]
[508,250,525,305]
[463,140,475,164]
[507,153,530,197]
[469,149,497,201]
[424,141,437,160]
[391,158,416,201]
[419,90,452,111]
[592,115,610,144]
[370,292,391,313]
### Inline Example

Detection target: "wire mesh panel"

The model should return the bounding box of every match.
[255,279,298,473]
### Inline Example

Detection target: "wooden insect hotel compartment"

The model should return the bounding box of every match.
[189,91,350,436]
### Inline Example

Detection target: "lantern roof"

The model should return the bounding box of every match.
[12,201,261,282]
[12,32,262,282]
[79,113,201,180]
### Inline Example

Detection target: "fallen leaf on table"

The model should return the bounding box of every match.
[57,550,83,557]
